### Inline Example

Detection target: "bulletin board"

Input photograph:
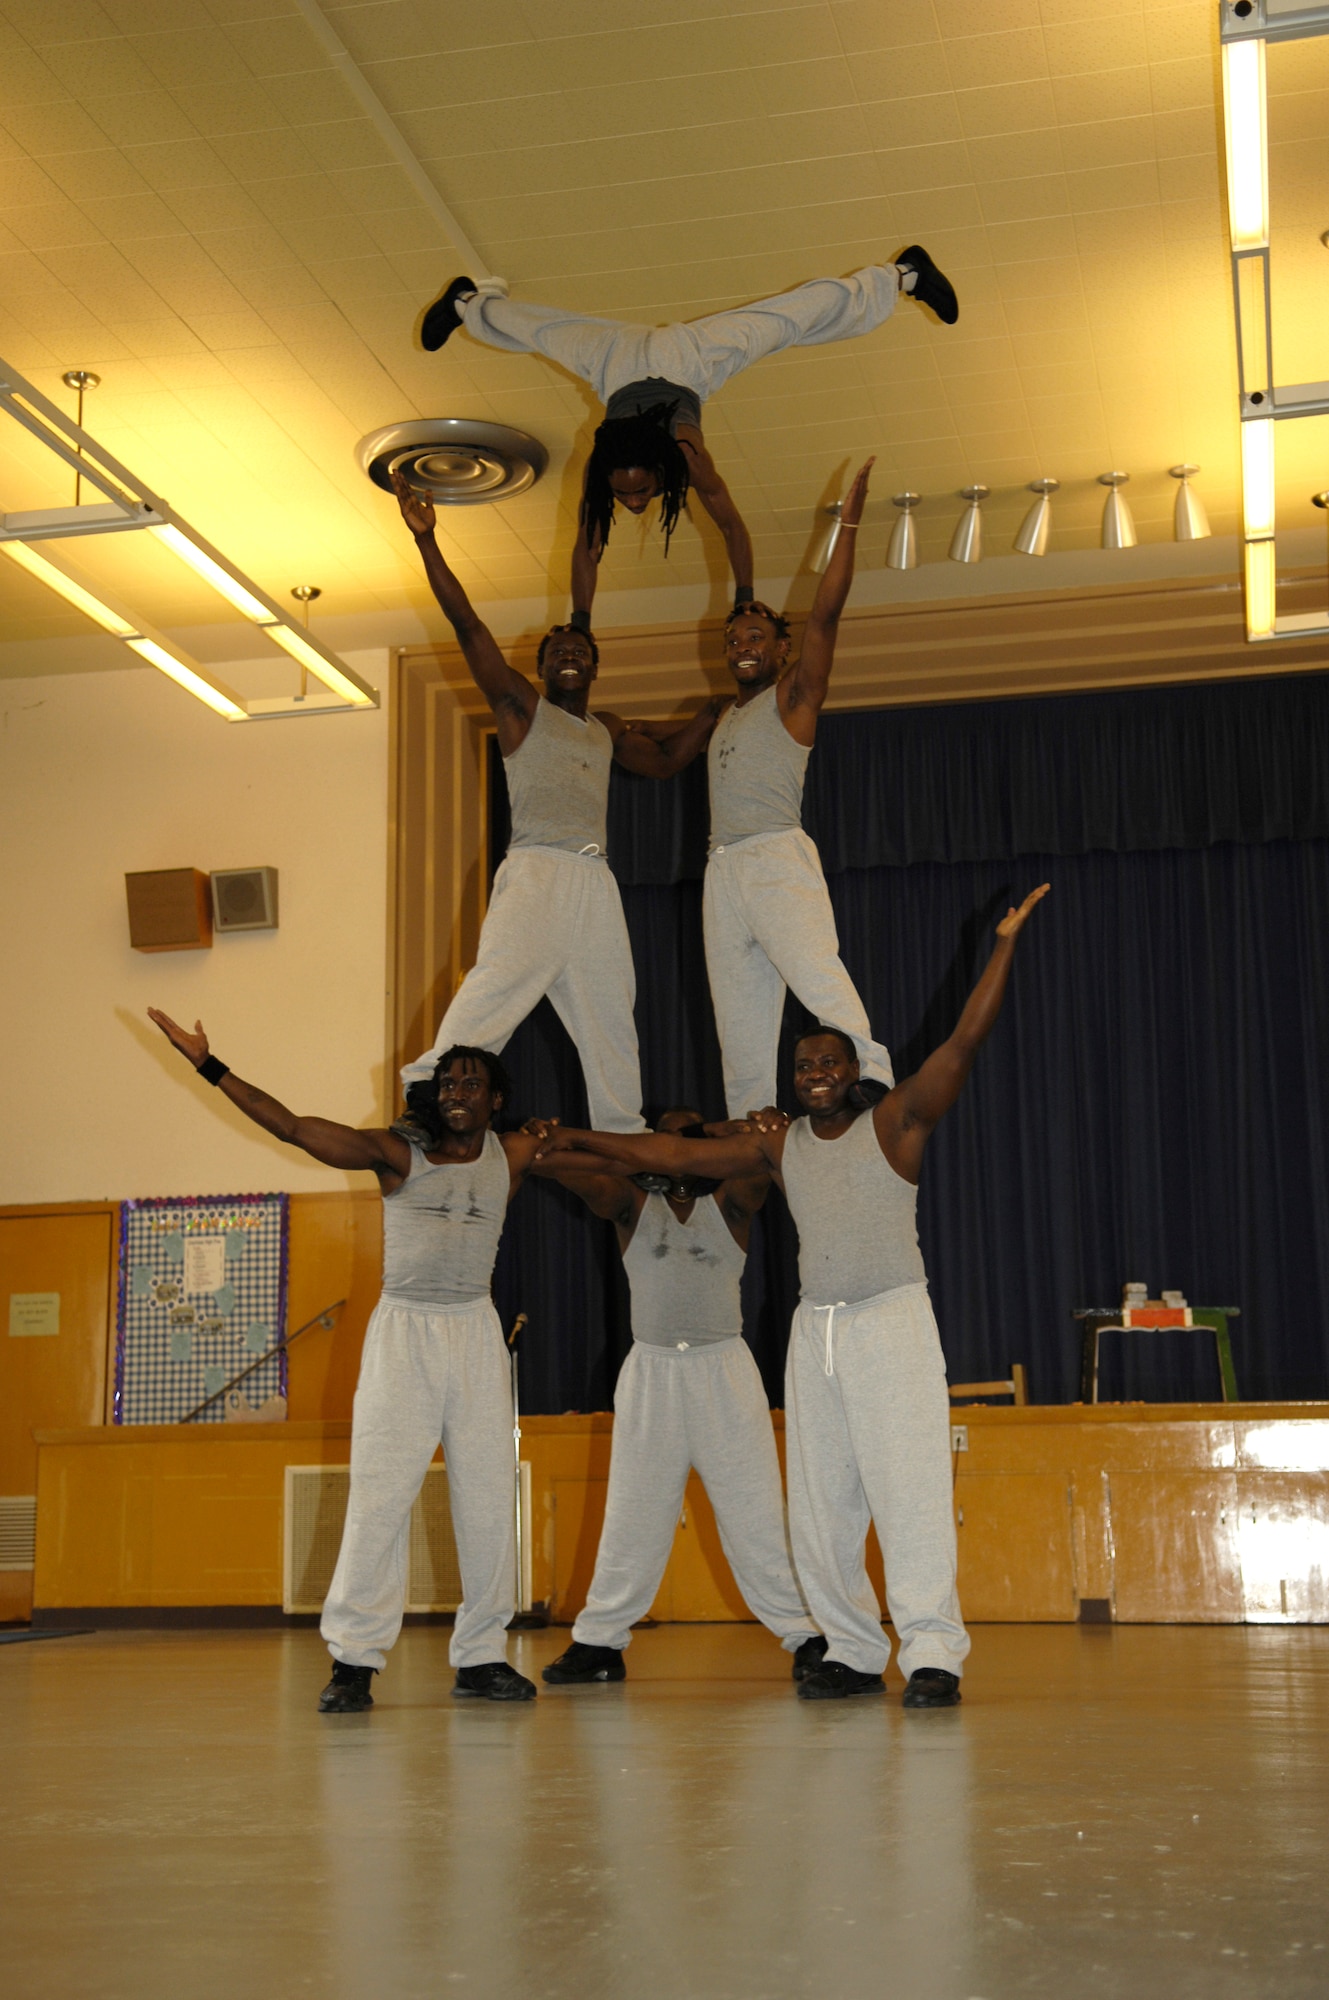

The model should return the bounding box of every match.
[114,1193,289,1424]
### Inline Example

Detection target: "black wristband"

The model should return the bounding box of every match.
[198,1054,230,1086]
[677,1120,707,1141]
[733,584,754,608]
[569,608,593,635]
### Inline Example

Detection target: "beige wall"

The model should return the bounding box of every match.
[0,658,389,1205]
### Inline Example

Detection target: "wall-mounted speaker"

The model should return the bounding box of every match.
[211,866,278,933]
[125,869,213,952]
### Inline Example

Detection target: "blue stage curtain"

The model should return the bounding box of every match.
[489,672,1329,1411]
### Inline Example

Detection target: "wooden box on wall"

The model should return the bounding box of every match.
[125,869,213,953]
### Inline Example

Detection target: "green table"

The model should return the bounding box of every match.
[1073,1308,1240,1404]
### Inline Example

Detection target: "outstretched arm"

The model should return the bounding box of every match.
[603,699,728,779]
[537,1124,778,1183]
[571,506,604,623]
[148,1011,408,1181]
[780,457,874,740]
[883,885,1050,1162]
[677,428,754,596]
[393,471,536,751]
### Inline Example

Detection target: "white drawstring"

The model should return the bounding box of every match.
[813,1301,847,1377]
[578,842,603,856]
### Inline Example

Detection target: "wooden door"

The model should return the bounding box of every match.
[955,1473,1077,1621]
[0,1206,114,1620]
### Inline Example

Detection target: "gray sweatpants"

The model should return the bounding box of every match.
[401,844,645,1133]
[704,829,894,1118]
[784,1280,970,1680]
[322,1294,515,1672]
[573,1338,817,1653]
[460,266,900,405]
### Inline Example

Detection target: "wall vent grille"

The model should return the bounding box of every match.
[283,1465,464,1615]
[0,1495,37,1571]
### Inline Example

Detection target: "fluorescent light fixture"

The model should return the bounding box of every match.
[150,524,275,623]
[125,638,247,720]
[265,622,375,706]
[1241,419,1276,537]
[1221,39,1269,251]
[0,537,137,636]
[0,353,380,718]
[1243,538,1276,639]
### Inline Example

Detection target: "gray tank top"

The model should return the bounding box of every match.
[781,1112,926,1306]
[603,377,702,436]
[504,696,612,854]
[708,683,810,848]
[620,1191,746,1346]
[381,1131,510,1307]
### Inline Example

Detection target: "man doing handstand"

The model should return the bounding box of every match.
[535,886,1049,1706]
[418,256,958,627]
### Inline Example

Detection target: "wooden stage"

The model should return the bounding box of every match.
[31,1402,1329,1627]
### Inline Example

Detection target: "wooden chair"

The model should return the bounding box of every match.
[948,1364,1029,1405]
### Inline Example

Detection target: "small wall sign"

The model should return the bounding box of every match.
[9,1292,60,1338]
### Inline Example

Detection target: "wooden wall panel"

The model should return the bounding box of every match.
[32,1405,1329,1627]
[284,1191,382,1424]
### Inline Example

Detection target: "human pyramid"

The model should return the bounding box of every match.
[150,249,1049,1715]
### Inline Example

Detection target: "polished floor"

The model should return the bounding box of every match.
[2,1622,1326,1999]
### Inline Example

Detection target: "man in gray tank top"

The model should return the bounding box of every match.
[415,256,960,629]
[393,471,726,1134]
[705,458,896,1118]
[526,1110,823,1686]
[147,1010,568,1711]
[536,886,1049,1708]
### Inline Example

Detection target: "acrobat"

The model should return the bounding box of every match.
[528,1108,823,1685]
[394,471,725,1129]
[704,456,892,1116]
[418,255,958,624]
[534,885,1049,1707]
[147,1011,562,1708]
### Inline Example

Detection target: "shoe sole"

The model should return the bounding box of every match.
[903,1692,961,1708]
[451,1685,536,1701]
[541,1670,625,1685]
[317,1698,373,1712]
[797,1681,884,1701]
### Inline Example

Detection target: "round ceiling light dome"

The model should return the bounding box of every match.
[356,419,547,504]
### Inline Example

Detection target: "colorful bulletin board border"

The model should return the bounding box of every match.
[114,1193,290,1425]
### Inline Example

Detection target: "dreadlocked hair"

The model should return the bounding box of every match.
[724,599,791,641]
[581,404,691,556]
[392,1045,513,1148]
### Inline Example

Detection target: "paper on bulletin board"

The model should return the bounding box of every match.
[183,1235,227,1296]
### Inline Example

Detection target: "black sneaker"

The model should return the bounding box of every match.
[895,245,959,326]
[903,1667,961,1708]
[420,275,477,351]
[792,1634,829,1682]
[452,1660,537,1701]
[542,1641,627,1685]
[797,1659,885,1701]
[318,1660,375,1712]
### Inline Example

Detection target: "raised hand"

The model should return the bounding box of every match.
[521,1116,560,1144]
[995,883,1050,939]
[743,1105,790,1135]
[391,466,436,539]
[147,1008,209,1068]
[840,456,875,528]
